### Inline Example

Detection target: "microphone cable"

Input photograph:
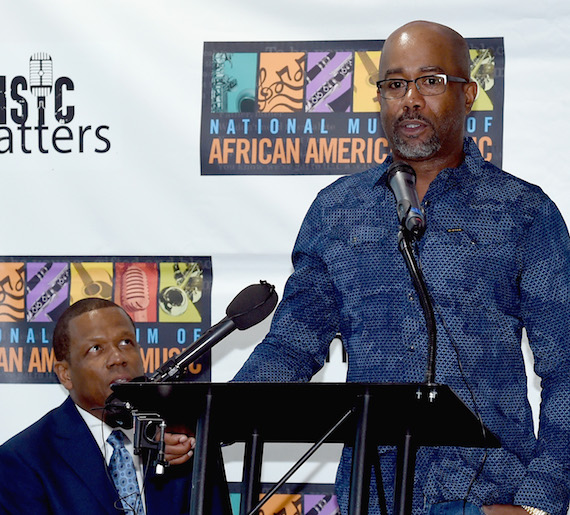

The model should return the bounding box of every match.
[414,240,489,509]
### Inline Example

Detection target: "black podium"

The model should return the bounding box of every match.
[112,381,500,515]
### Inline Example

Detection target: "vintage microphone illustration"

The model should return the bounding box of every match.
[121,265,150,322]
[29,53,53,126]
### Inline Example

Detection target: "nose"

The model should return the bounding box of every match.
[107,345,127,367]
[402,81,425,110]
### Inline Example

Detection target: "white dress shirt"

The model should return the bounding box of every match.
[76,404,147,513]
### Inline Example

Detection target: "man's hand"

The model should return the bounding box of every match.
[163,432,196,466]
[482,506,528,515]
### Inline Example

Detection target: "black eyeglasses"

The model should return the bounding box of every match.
[376,74,469,99]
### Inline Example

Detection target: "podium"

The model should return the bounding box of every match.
[112,381,500,515]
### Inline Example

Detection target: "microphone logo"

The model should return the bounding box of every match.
[121,265,150,322]
[0,52,112,154]
[29,53,53,126]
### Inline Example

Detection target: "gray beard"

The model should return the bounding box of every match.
[391,131,442,159]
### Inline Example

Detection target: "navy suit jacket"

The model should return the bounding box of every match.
[0,397,194,514]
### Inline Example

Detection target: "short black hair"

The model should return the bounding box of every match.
[52,298,135,362]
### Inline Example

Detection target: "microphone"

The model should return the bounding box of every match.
[103,280,279,427]
[387,161,426,238]
[149,280,278,382]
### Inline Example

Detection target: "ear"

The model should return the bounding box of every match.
[464,81,478,113]
[54,360,73,392]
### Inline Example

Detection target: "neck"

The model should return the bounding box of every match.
[395,148,464,202]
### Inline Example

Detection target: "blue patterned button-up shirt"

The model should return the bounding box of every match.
[234,138,570,514]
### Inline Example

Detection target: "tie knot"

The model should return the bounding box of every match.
[107,429,126,449]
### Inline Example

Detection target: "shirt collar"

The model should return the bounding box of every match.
[74,402,135,463]
[73,401,146,507]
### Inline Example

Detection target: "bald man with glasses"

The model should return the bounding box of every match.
[234,21,570,515]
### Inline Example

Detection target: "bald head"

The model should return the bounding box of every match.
[377,20,478,173]
[379,21,471,79]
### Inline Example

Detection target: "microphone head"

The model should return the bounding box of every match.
[386,161,426,237]
[104,375,149,428]
[226,280,278,330]
[387,161,417,185]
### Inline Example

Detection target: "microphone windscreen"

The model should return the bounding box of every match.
[226,281,278,330]
[387,161,416,182]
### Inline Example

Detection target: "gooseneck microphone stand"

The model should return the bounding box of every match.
[393,225,439,515]
[397,227,437,386]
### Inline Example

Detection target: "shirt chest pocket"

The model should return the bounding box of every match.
[349,226,390,249]
[422,228,518,284]
[324,225,407,296]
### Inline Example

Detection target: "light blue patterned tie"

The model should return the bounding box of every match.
[107,430,144,514]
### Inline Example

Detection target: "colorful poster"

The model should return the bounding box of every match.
[201,39,504,175]
[0,256,212,383]
[227,484,340,515]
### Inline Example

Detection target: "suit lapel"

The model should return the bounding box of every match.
[52,397,123,513]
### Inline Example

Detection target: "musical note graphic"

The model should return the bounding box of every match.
[258,53,305,112]
[0,263,26,322]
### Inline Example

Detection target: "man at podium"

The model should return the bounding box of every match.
[234,21,570,515]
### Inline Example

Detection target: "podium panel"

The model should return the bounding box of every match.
[112,381,499,447]
[112,382,500,515]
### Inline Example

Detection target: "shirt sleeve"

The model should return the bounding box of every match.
[514,195,570,514]
[233,193,340,382]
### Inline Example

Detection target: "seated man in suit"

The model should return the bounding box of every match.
[0,298,202,514]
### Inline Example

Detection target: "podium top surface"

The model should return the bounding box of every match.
[112,381,500,449]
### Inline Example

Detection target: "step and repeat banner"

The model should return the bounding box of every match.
[1,1,568,513]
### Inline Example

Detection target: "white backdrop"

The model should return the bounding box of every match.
[1,0,568,489]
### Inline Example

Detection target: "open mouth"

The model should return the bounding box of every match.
[109,377,131,387]
[395,118,433,140]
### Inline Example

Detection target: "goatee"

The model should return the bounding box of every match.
[391,114,442,159]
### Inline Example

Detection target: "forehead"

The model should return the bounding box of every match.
[67,307,135,347]
[380,25,465,78]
